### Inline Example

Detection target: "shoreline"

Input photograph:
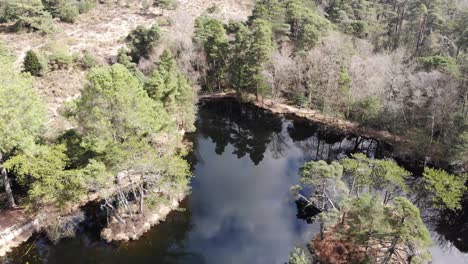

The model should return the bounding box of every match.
[198,92,405,146]
[0,174,189,257]
[101,186,188,242]
[198,92,460,172]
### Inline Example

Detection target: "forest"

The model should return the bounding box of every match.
[192,0,468,169]
[0,0,467,263]
[0,0,197,243]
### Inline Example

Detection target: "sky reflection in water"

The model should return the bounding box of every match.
[183,134,314,264]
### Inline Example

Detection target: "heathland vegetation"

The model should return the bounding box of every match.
[0,0,195,241]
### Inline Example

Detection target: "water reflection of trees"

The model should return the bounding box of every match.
[425,198,468,253]
[295,199,321,223]
[287,119,386,161]
[268,132,288,159]
[197,100,390,165]
[197,99,282,165]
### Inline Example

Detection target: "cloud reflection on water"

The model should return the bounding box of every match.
[182,135,314,264]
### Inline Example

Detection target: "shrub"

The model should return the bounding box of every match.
[418,55,460,76]
[350,20,369,38]
[23,50,48,76]
[288,247,310,264]
[48,50,73,70]
[117,48,146,83]
[42,0,93,22]
[56,0,80,23]
[20,12,55,34]
[295,94,308,108]
[206,4,220,14]
[154,0,177,12]
[141,0,152,11]
[77,0,94,14]
[2,0,55,34]
[156,17,171,27]
[24,50,41,76]
[126,24,161,61]
[80,51,100,69]
[350,96,381,125]
[46,42,73,70]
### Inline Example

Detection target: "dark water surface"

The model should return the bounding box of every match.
[4,99,467,264]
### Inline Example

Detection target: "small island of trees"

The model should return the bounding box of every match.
[290,154,467,263]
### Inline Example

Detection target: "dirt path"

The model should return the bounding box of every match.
[0,209,29,230]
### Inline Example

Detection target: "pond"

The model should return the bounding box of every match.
[3,99,467,264]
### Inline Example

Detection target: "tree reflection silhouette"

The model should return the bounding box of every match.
[197,99,282,165]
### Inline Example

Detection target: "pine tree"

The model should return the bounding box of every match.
[0,50,46,208]
[337,195,432,262]
[73,64,171,162]
[194,16,229,91]
[23,50,46,76]
[299,160,346,211]
[5,143,110,208]
[250,0,289,43]
[288,247,310,264]
[383,197,432,263]
[342,153,373,196]
[422,167,467,210]
[72,64,191,215]
[298,160,346,240]
[343,154,409,203]
[116,48,146,83]
[453,9,468,56]
[247,19,273,99]
[341,195,388,251]
[229,23,252,93]
[126,24,161,61]
[285,0,330,50]
[145,50,196,131]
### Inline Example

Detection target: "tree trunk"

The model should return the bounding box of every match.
[415,15,427,55]
[429,115,434,146]
[255,83,259,102]
[341,211,346,225]
[139,184,144,214]
[0,157,16,209]
[383,236,399,264]
[349,177,356,197]
[320,222,325,240]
